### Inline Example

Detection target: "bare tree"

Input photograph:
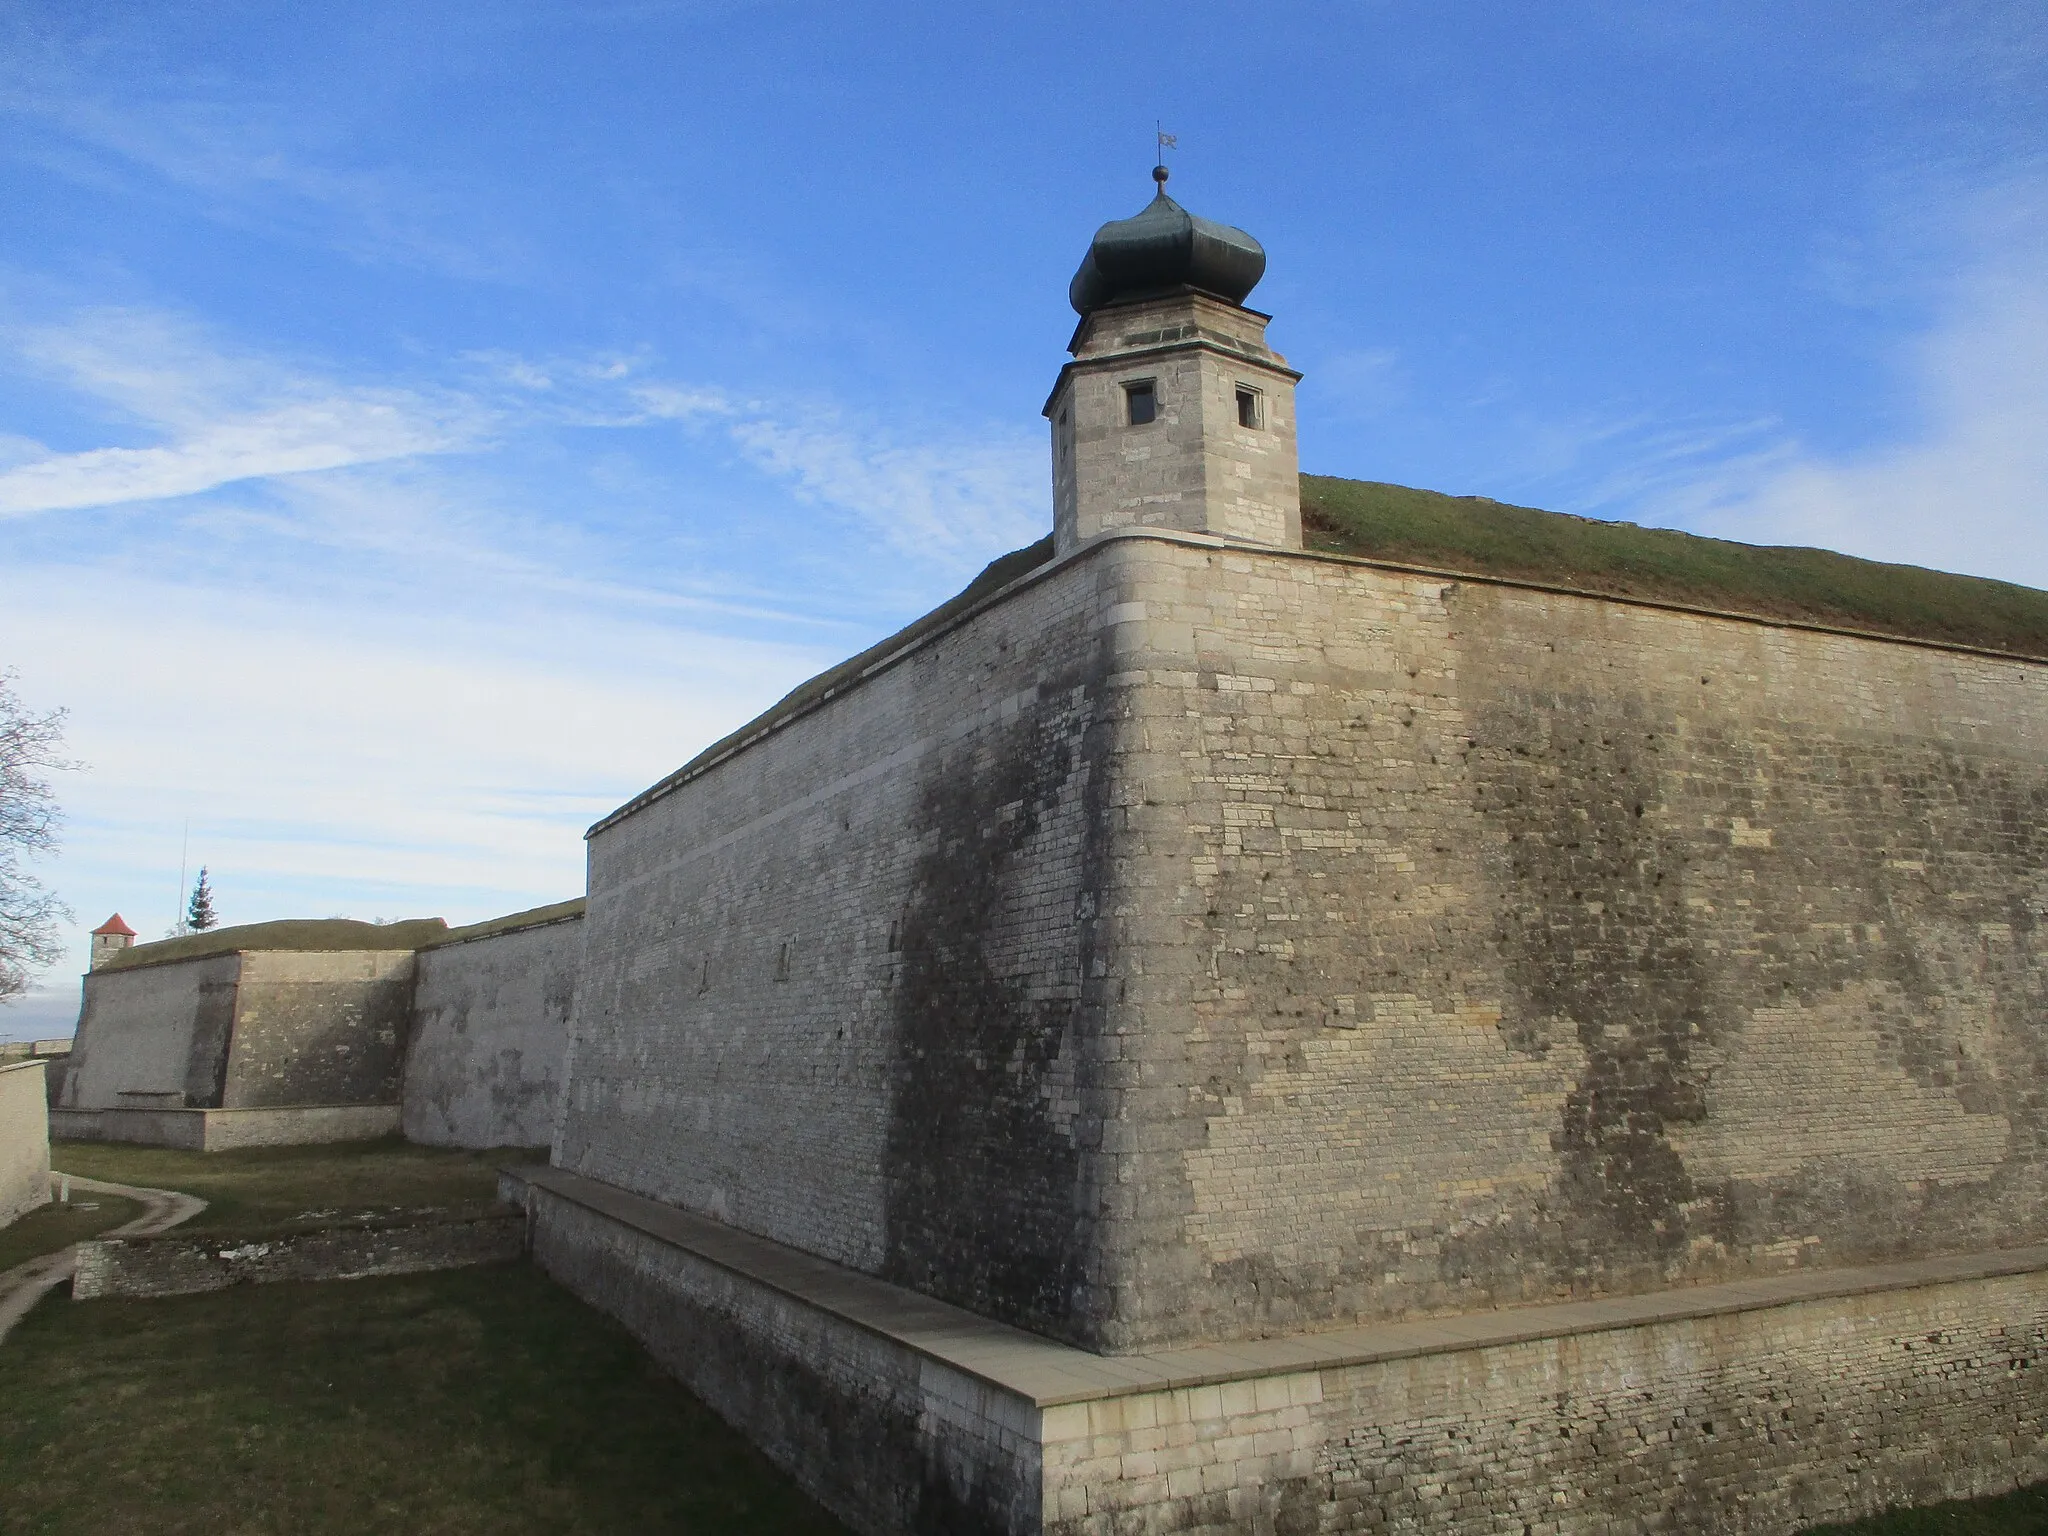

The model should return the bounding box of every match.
[0,670,74,1003]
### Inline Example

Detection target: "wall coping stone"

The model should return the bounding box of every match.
[588,525,2048,840]
[512,1165,2048,1408]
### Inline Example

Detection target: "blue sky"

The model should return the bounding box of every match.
[3,0,2045,1035]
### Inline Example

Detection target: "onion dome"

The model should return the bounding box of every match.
[1068,166,1267,316]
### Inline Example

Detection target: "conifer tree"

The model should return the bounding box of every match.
[187,867,217,932]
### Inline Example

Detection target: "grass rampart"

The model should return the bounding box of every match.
[1300,476,2048,659]
[48,1137,542,1236]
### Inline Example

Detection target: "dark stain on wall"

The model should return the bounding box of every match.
[882,658,1113,1345]
[1474,692,1724,1286]
[181,968,240,1107]
[225,969,413,1107]
[1466,675,2048,1294]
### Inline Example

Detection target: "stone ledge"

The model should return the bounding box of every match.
[507,1165,2048,1408]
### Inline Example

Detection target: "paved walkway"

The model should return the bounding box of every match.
[0,1174,208,1343]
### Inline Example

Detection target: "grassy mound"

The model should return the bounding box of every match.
[99,917,452,973]
[427,898,586,949]
[98,899,587,971]
[1300,476,2048,659]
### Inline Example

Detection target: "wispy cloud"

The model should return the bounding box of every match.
[0,45,527,282]
[1,312,1045,578]
[0,305,1051,1025]
[725,416,1044,565]
[1652,179,2048,587]
[0,310,486,515]
[482,346,1048,565]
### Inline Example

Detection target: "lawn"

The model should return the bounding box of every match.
[1805,1486,2048,1534]
[0,1191,145,1273]
[12,1137,2042,1534]
[48,1136,542,1235]
[2,1253,2036,1535]
[0,1264,849,1536]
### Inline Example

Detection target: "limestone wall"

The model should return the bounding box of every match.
[1040,1266,2048,1535]
[219,951,414,1107]
[403,913,581,1148]
[0,1060,50,1229]
[523,1158,2048,1536]
[64,949,413,1113]
[561,546,1131,1346]
[62,953,240,1109]
[527,1183,1040,1536]
[1098,536,2048,1349]
[565,529,2048,1356]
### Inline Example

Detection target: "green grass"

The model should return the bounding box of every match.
[48,1137,542,1236]
[1300,475,2048,659]
[1802,1484,2048,1533]
[427,898,585,948]
[0,1192,145,1273]
[0,1264,849,1536]
[98,899,586,971]
[99,916,452,973]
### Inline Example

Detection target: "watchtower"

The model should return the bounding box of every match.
[89,913,136,971]
[1044,166,1303,555]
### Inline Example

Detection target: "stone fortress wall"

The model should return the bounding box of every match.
[539,521,2048,1535]
[45,167,2048,1529]
[61,953,242,1112]
[63,950,414,1112]
[57,903,581,1150]
[0,1059,51,1230]
[1093,535,2048,1351]
[560,553,1118,1339]
[559,526,2048,1356]
[403,903,582,1149]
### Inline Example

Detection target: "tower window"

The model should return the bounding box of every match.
[1125,380,1157,426]
[1236,386,1263,429]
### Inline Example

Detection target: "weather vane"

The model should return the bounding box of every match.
[1155,122,1176,188]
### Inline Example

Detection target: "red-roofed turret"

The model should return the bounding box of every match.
[90,914,137,970]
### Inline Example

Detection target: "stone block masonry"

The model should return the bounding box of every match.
[562,542,1128,1348]
[1095,533,2048,1350]
[403,908,581,1149]
[515,1164,2048,1536]
[545,521,2047,1528]
[222,951,414,1107]
[63,950,414,1113]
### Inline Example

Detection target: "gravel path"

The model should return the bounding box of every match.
[0,1173,208,1343]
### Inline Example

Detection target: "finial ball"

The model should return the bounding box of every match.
[1152,163,1169,186]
